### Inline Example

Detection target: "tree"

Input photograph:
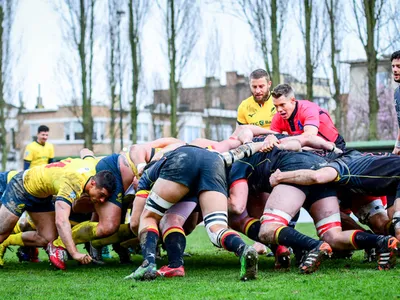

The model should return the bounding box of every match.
[204,23,221,140]
[159,0,200,137]
[324,0,342,132]
[298,0,328,101]
[237,0,287,86]
[0,1,18,170]
[352,0,385,140]
[55,0,97,149]
[128,0,149,144]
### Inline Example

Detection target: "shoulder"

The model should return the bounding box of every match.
[239,96,254,107]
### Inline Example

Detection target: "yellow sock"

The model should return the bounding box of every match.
[3,233,24,247]
[12,223,22,234]
[92,224,135,248]
[53,221,99,248]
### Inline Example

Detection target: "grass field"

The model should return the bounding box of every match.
[0,223,398,300]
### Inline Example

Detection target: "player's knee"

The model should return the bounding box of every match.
[316,213,342,246]
[259,209,292,244]
[160,213,184,233]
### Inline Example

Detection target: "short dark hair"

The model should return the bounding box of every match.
[38,125,49,133]
[93,170,116,196]
[249,69,271,81]
[391,50,400,62]
[271,84,295,99]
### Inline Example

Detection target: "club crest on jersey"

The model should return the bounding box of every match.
[77,167,90,173]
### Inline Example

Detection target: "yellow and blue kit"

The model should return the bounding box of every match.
[24,141,55,169]
[1,158,97,217]
[236,95,276,129]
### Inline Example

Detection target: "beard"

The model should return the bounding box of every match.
[252,90,270,103]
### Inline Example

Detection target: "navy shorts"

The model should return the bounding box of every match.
[96,154,123,208]
[303,184,338,211]
[1,172,54,217]
[160,146,228,197]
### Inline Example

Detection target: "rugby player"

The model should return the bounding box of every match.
[125,143,263,281]
[391,50,400,155]
[0,158,116,269]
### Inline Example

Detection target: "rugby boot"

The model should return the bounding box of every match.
[376,236,399,270]
[274,245,291,270]
[88,243,105,265]
[16,246,30,262]
[46,241,67,270]
[113,243,131,264]
[239,245,258,281]
[299,242,332,274]
[363,248,376,263]
[124,260,157,281]
[101,245,113,259]
[157,265,185,277]
[30,247,41,263]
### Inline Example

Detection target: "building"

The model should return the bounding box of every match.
[0,103,20,170]
[18,105,153,165]
[152,71,333,143]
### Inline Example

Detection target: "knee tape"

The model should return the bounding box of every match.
[356,199,385,224]
[315,213,341,237]
[260,208,291,226]
[144,191,174,217]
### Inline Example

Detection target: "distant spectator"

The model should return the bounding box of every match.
[23,125,55,170]
[391,50,400,154]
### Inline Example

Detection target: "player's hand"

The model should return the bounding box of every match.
[72,252,92,264]
[392,147,400,155]
[261,135,279,152]
[269,169,281,187]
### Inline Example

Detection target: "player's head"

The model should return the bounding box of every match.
[37,125,49,145]
[87,170,116,204]
[271,84,296,119]
[391,50,400,83]
[249,69,272,104]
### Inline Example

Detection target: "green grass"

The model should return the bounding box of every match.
[0,223,399,300]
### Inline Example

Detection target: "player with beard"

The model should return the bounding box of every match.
[391,50,400,155]
[237,69,276,129]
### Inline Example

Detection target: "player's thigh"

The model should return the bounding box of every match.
[265,184,305,217]
[199,190,228,216]
[28,211,57,241]
[151,178,190,203]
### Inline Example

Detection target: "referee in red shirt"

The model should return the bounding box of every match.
[270,83,346,150]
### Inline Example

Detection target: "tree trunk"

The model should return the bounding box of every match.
[79,0,93,149]
[270,0,280,86]
[304,0,314,101]
[0,5,6,171]
[129,0,139,144]
[364,0,378,140]
[168,0,178,138]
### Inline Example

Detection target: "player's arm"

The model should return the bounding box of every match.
[228,179,249,215]
[145,137,182,149]
[300,105,321,136]
[130,195,147,235]
[280,135,342,153]
[393,131,400,155]
[55,200,91,264]
[80,148,95,159]
[269,167,338,187]
[23,144,33,170]
[48,144,55,163]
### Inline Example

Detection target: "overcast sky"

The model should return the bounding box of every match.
[11,0,386,110]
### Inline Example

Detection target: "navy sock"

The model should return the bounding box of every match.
[164,231,186,268]
[140,229,159,264]
[222,232,246,257]
[276,226,320,251]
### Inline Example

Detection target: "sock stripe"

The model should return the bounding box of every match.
[162,226,185,241]
[273,226,287,245]
[220,230,240,249]
[145,226,160,236]
[243,218,258,236]
[350,230,363,249]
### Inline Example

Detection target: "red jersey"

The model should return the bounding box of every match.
[270,100,339,142]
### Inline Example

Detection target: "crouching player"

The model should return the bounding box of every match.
[125,143,263,281]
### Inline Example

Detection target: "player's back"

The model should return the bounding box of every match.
[23,158,98,198]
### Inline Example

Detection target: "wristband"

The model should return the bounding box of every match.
[396,141,400,148]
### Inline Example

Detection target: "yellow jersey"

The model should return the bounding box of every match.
[236,95,276,129]
[23,157,97,205]
[24,141,55,168]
